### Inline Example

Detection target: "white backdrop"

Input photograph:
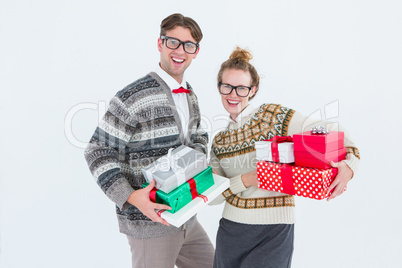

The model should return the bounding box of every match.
[1,1,401,267]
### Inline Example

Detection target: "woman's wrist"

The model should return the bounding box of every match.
[241,171,258,188]
[241,174,249,188]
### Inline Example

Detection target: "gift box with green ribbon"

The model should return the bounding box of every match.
[142,166,214,214]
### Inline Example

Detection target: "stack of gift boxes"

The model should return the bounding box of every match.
[142,145,214,214]
[255,127,346,200]
[141,145,230,227]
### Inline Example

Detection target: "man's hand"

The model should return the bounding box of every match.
[127,180,172,226]
[326,161,353,201]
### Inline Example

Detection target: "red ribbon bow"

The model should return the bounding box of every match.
[265,136,293,163]
[172,87,191,94]
[149,178,208,209]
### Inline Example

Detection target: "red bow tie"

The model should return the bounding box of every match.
[172,87,191,94]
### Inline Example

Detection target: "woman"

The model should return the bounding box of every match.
[209,47,360,267]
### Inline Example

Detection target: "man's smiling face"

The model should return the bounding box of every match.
[158,26,199,84]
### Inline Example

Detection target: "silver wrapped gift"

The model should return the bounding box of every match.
[142,145,208,193]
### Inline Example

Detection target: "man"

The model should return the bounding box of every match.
[84,13,214,268]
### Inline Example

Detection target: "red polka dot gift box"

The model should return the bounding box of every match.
[257,161,344,200]
[293,130,346,169]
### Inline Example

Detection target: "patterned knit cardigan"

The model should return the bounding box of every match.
[209,103,360,225]
[84,72,208,239]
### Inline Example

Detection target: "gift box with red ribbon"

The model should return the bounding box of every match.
[143,166,214,213]
[257,161,343,200]
[142,145,207,194]
[294,148,347,169]
[255,136,295,163]
[157,173,230,227]
[293,130,346,169]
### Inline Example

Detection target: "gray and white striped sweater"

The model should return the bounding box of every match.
[84,72,208,239]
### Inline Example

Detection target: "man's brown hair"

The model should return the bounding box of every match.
[160,13,203,43]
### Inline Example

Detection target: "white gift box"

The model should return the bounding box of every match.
[158,174,230,227]
[142,145,207,193]
[255,140,295,163]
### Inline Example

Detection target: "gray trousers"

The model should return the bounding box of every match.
[127,220,214,268]
[214,218,294,268]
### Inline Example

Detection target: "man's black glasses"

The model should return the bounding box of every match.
[161,36,199,54]
[218,83,253,97]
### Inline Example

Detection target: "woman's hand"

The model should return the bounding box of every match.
[326,161,353,201]
[241,170,259,188]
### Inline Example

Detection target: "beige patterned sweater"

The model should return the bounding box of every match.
[209,103,360,225]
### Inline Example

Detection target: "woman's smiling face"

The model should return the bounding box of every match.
[220,68,256,122]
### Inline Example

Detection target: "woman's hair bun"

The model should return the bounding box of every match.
[229,46,253,63]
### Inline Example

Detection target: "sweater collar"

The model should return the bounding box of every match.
[229,104,256,124]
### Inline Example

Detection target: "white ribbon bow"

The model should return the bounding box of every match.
[151,147,193,187]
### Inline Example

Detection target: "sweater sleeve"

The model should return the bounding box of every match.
[84,96,137,210]
[287,111,360,176]
[208,145,248,205]
[190,127,209,155]
[186,87,209,155]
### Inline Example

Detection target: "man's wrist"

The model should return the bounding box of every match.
[127,190,139,206]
